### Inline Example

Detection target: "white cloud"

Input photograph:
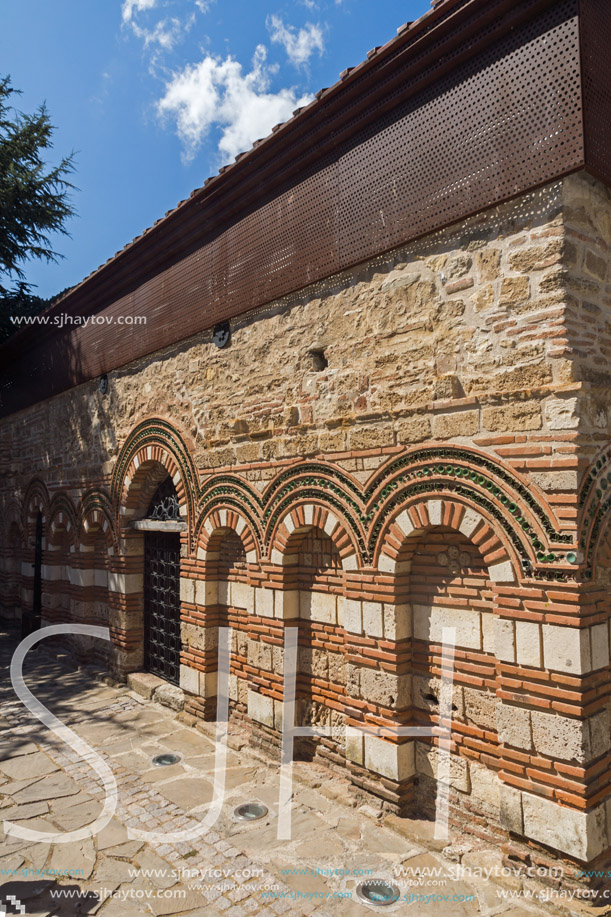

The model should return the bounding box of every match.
[122,0,157,24]
[266,15,324,67]
[157,44,312,163]
[194,0,213,10]
[132,16,189,50]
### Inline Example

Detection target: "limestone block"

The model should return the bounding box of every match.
[70,568,94,588]
[463,688,496,730]
[195,579,218,606]
[494,618,515,663]
[328,652,346,686]
[179,577,196,604]
[544,398,579,431]
[383,603,411,641]
[477,249,501,281]
[228,674,238,701]
[482,401,542,433]
[499,276,530,305]
[127,672,165,700]
[395,510,415,537]
[257,588,275,618]
[469,760,501,813]
[217,580,230,605]
[247,690,275,728]
[275,590,299,619]
[365,736,414,781]
[530,470,578,492]
[522,793,606,861]
[247,638,272,672]
[343,598,362,635]
[199,671,218,698]
[499,784,523,834]
[515,621,541,668]
[488,561,515,583]
[346,663,360,697]
[181,622,217,652]
[588,707,610,760]
[232,582,255,611]
[346,727,365,765]
[458,508,483,539]
[154,684,185,712]
[362,601,383,638]
[531,710,590,762]
[359,667,410,709]
[432,411,479,439]
[414,604,481,650]
[415,743,470,793]
[482,613,495,654]
[301,590,337,624]
[396,416,431,444]
[591,623,610,672]
[179,665,199,695]
[542,624,591,674]
[94,569,108,588]
[413,675,464,718]
[427,500,443,526]
[108,572,144,595]
[272,645,284,676]
[496,704,532,750]
[273,699,285,732]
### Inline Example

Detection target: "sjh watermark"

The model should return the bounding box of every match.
[5,622,457,845]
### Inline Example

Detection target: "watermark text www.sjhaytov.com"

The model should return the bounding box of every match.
[10,313,146,329]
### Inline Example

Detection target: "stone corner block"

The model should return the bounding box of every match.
[275,590,299,619]
[154,683,185,712]
[127,672,165,700]
[499,783,523,834]
[522,793,606,862]
[542,623,592,675]
[179,664,199,695]
[247,689,275,728]
[364,735,414,782]
[345,727,365,766]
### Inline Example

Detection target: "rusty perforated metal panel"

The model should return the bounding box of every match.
[0,0,596,417]
[580,0,611,189]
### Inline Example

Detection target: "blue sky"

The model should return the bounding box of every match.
[1,0,430,298]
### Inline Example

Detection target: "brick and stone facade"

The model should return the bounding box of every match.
[1,172,610,877]
[1,0,611,892]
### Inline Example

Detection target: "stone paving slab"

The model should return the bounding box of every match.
[0,627,574,917]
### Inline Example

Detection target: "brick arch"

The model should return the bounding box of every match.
[47,494,78,549]
[23,478,49,545]
[117,451,190,541]
[3,501,23,545]
[76,491,116,553]
[269,503,359,571]
[374,496,517,583]
[196,508,259,565]
[111,417,198,541]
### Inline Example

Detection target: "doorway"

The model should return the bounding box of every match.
[144,531,181,685]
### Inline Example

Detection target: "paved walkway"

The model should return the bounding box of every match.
[0,625,565,916]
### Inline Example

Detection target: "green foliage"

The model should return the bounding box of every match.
[0,74,76,341]
[0,286,72,344]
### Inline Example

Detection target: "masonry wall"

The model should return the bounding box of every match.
[1,172,610,874]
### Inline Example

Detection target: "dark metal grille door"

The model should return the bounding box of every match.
[144,533,181,685]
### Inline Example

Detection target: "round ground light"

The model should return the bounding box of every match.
[233,803,269,821]
[152,753,181,767]
[355,879,401,907]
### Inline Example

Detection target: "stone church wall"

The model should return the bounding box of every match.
[1,172,610,872]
